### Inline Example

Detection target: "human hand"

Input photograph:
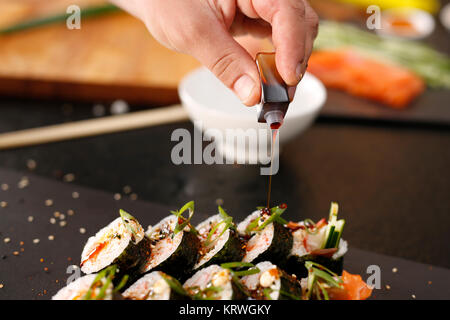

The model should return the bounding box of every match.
[111,0,319,106]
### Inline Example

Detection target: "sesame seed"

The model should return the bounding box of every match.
[3,238,10,243]
[0,284,3,288]
[411,294,416,299]
[18,177,30,189]
[53,211,60,218]
[45,199,53,207]
[13,251,19,256]
[114,193,122,201]
[428,281,432,285]
[20,241,24,246]
[67,209,74,216]
[72,192,79,199]
[40,258,44,263]
[79,228,86,234]
[123,186,132,194]
[48,235,54,241]
[0,201,8,208]
[63,173,75,183]
[59,214,65,220]
[59,221,67,227]
[33,239,40,244]
[26,159,37,171]
[27,216,34,222]
[1,184,9,191]
[50,218,56,224]
[44,267,49,272]
[130,193,138,201]
[20,248,24,252]
[392,267,398,273]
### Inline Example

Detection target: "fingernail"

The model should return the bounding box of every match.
[234,74,255,102]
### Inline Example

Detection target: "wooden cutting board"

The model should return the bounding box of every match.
[0,0,200,104]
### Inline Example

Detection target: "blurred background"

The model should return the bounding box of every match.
[0,0,449,269]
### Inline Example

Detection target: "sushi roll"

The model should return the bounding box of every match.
[80,210,151,275]
[240,261,303,300]
[195,207,245,270]
[53,266,122,300]
[141,202,201,279]
[122,271,189,300]
[237,205,293,265]
[184,265,246,300]
[286,202,347,278]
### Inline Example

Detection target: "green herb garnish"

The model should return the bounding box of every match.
[304,261,343,300]
[161,273,189,297]
[119,209,140,243]
[171,201,198,236]
[204,206,234,246]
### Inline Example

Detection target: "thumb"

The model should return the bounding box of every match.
[188,25,261,106]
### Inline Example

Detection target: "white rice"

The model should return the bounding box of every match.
[237,211,274,263]
[195,214,230,269]
[122,271,171,300]
[81,217,144,274]
[184,265,233,300]
[52,274,113,300]
[141,216,183,273]
[290,225,347,259]
[241,261,281,300]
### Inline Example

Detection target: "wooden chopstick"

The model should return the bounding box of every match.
[0,104,189,150]
[0,4,120,35]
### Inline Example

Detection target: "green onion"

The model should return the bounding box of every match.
[245,216,260,233]
[263,288,273,300]
[162,274,188,297]
[304,218,319,235]
[304,261,343,300]
[233,267,260,277]
[119,209,140,243]
[279,289,302,300]
[220,262,255,269]
[171,201,197,236]
[0,4,120,35]
[256,205,287,231]
[113,274,129,293]
[204,206,234,246]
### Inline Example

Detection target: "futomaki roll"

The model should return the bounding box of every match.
[184,265,246,300]
[286,202,347,278]
[195,207,245,270]
[80,210,151,275]
[141,202,201,279]
[240,261,303,300]
[53,266,123,300]
[237,205,292,265]
[122,271,189,300]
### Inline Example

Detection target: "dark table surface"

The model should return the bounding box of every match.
[0,98,449,271]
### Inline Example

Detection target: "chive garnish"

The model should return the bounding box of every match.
[171,201,197,236]
[279,289,302,300]
[305,261,343,300]
[119,209,140,243]
[263,288,273,300]
[161,273,188,297]
[113,274,129,293]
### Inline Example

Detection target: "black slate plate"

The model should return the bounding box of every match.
[0,168,449,300]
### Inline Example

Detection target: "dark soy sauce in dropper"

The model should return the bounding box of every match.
[267,122,281,208]
[255,52,290,209]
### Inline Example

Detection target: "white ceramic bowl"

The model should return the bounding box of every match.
[178,67,326,163]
